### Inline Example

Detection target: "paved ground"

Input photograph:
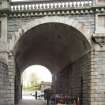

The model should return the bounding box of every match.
[18,99,47,105]
[18,94,47,105]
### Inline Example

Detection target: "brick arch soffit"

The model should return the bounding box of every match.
[13,16,92,53]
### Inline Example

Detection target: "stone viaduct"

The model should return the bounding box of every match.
[0,0,105,105]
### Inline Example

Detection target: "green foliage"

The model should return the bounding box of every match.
[23,72,41,91]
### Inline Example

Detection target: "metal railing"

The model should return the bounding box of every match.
[10,0,93,12]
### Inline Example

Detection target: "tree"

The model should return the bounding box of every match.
[29,73,41,90]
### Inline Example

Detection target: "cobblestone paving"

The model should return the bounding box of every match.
[18,99,47,105]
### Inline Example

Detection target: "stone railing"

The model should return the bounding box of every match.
[10,0,93,12]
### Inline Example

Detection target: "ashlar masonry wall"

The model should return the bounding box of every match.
[54,52,91,105]
[0,61,9,105]
[90,49,105,105]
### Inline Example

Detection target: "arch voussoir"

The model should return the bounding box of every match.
[17,16,91,45]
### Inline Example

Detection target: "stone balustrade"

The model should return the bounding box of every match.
[10,0,93,12]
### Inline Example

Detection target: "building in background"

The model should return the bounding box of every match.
[40,81,52,91]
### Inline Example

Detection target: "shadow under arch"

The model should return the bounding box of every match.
[14,22,91,105]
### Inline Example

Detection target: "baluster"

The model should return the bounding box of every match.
[42,3,44,9]
[89,0,92,6]
[23,5,25,10]
[69,2,72,8]
[86,0,88,6]
[11,6,13,11]
[59,3,61,8]
[72,1,74,8]
[21,5,23,11]
[56,2,58,8]
[91,0,93,6]
[68,2,70,8]
[14,5,16,10]
[53,3,55,8]
[55,3,57,8]
[13,6,15,11]
[25,4,27,10]
[28,4,30,10]
[56,3,58,8]
[28,5,30,10]
[84,0,87,7]
[36,4,38,9]
[75,0,78,7]
[65,2,68,8]
[18,5,20,11]
[29,4,31,10]
[16,5,18,10]
[61,2,63,8]
[48,3,50,9]
[73,1,75,7]
[22,5,24,10]
[43,3,45,9]
[77,1,79,7]
[79,0,82,7]
[19,5,21,11]
[45,4,47,9]
[41,3,43,9]
[31,4,33,10]
[85,0,88,6]
[32,4,34,10]
[17,5,19,11]
[82,0,85,7]
[38,4,40,9]
[36,4,38,10]
[59,2,61,8]
[64,2,67,8]
[46,3,48,9]
[30,4,32,10]
[14,6,16,11]
[60,2,62,8]
[81,0,83,7]
[44,3,46,9]
[48,3,49,9]
[34,4,36,10]
[50,3,53,9]
[39,4,41,9]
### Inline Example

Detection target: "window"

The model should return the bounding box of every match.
[98,15,105,27]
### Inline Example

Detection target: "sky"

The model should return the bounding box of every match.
[22,65,52,83]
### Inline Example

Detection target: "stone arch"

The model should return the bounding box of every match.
[14,16,92,105]
[14,16,91,50]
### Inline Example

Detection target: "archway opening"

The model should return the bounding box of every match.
[21,65,52,100]
[14,22,91,105]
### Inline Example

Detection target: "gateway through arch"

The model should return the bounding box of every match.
[15,22,91,105]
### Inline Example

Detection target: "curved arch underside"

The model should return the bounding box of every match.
[15,22,91,73]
